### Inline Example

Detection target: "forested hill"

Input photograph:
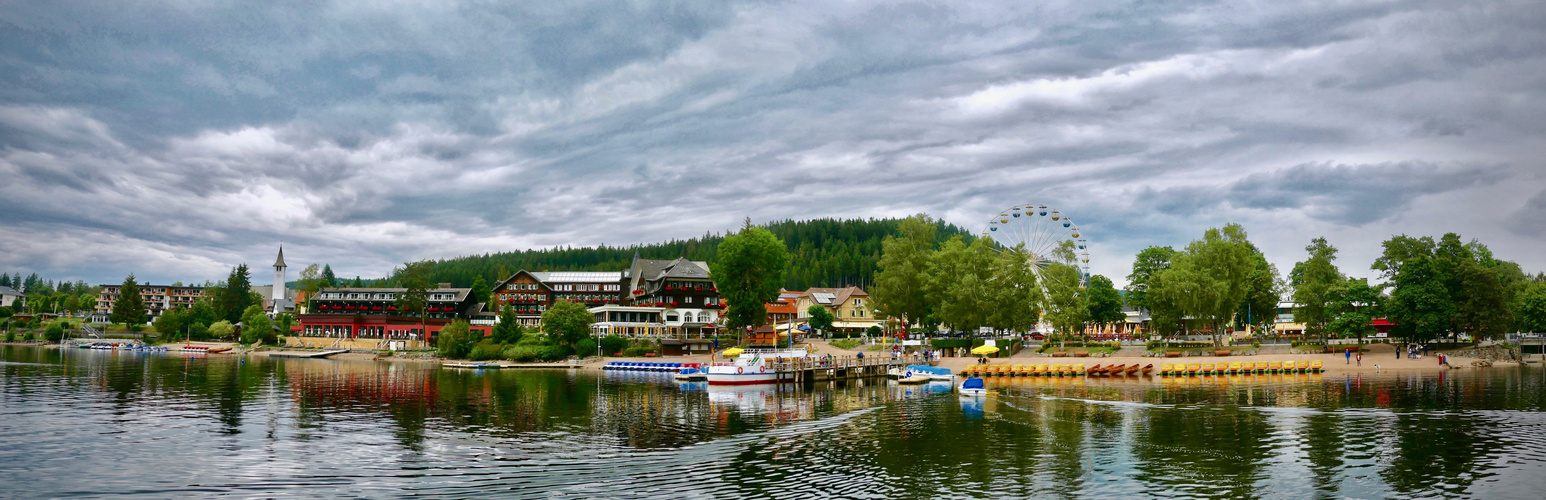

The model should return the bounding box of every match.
[418,218,973,290]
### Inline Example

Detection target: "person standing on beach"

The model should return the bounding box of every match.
[1346,349,1352,364]
[1356,352,1362,366]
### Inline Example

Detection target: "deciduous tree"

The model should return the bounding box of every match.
[1292,238,1342,345]
[873,214,938,332]
[541,299,593,348]
[710,218,790,331]
[1085,274,1126,337]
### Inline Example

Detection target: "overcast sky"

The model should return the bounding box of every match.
[2,0,1543,288]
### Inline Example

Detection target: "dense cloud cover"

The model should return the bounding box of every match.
[1,0,1543,286]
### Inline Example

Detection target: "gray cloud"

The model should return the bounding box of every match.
[1,0,1545,286]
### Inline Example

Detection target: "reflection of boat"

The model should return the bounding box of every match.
[707,349,805,386]
[674,367,707,381]
[677,381,708,391]
[959,376,987,397]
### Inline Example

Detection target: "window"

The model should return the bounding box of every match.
[686,296,693,304]
[853,298,863,307]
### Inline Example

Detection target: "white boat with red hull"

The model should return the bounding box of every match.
[707,349,808,386]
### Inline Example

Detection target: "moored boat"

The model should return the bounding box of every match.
[674,367,708,381]
[707,349,805,386]
[958,376,987,397]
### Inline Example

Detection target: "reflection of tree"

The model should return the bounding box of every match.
[1302,413,1347,496]
[1131,403,1273,496]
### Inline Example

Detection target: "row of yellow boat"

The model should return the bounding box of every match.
[1159,360,1323,376]
[961,364,1093,377]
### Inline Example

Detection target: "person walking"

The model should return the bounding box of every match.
[1356,352,1362,366]
[1346,349,1352,364]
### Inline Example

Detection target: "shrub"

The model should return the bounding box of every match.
[536,344,574,361]
[45,322,65,343]
[24,332,35,341]
[188,323,210,341]
[468,344,503,361]
[575,338,597,358]
[5,328,14,342]
[600,335,627,356]
[503,345,538,362]
[623,346,650,357]
[436,321,475,359]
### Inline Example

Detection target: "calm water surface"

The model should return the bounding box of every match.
[2,346,1545,498]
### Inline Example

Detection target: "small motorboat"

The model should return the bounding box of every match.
[897,370,931,384]
[887,367,906,379]
[959,377,987,397]
[674,367,707,381]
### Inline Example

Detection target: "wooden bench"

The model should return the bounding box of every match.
[1214,350,1231,357]
[1052,351,1068,357]
[1074,351,1089,357]
[1166,351,1182,357]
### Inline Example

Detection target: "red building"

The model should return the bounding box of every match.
[296,284,487,340]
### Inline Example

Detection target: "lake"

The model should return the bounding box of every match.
[2,345,1544,498]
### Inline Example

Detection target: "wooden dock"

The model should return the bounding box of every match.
[768,356,929,383]
[269,349,350,359]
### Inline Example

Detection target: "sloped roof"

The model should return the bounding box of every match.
[802,286,869,307]
[273,246,286,268]
[0,285,21,297]
[533,271,622,283]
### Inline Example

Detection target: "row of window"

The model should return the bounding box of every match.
[551,283,619,292]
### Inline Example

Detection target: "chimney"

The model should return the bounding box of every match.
[438,283,452,289]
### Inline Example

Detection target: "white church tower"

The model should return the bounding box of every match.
[273,246,287,315]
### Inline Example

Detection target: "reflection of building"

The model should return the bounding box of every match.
[297,284,487,341]
[795,287,879,333]
[93,283,205,323]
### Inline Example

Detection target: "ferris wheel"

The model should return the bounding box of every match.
[982,204,1091,286]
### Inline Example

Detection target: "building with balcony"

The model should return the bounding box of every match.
[296,284,486,341]
[92,284,205,324]
[589,253,722,339]
[492,270,623,328]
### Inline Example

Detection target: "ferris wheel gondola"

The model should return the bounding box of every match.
[982,204,1091,286]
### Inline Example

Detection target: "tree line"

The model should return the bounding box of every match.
[1124,229,1544,346]
[391,217,972,291]
[869,214,1127,342]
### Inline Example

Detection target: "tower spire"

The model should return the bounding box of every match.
[274,245,287,269]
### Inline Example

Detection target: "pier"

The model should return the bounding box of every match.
[767,355,930,384]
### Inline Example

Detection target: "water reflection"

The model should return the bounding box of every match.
[2,345,1544,498]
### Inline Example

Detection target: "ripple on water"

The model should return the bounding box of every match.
[3,347,1546,498]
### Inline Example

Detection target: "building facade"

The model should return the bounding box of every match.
[0,285,22,310]
[589,254,721,339]
[491,270,623,327]
[296,284,486,341]
[93,284,205,323]
[795,286,880,333]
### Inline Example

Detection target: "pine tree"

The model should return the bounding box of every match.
[111,274,148,331]
[217,264,255,323]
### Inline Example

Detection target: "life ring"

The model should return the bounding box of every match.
[737,367,744,374]
[759,365,766,373]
